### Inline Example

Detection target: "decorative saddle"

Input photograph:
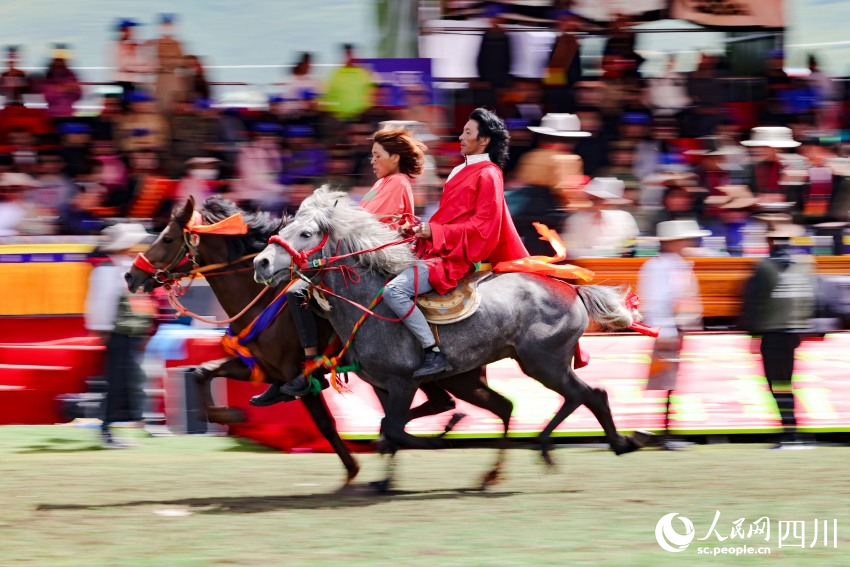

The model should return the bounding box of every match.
[417,272,492,325]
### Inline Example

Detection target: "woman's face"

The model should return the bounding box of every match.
[371,142,400,179]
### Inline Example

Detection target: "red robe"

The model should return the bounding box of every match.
[416,161,528,294]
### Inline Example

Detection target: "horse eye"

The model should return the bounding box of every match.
[300,231,312,239]
[163,237,173,244]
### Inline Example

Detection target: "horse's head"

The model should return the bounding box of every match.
[253,207,327,287]
[125,196,196,293]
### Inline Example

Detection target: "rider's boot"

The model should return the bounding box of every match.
[280,372,330,398]
[412,345,453,378]
[250,381,296,407]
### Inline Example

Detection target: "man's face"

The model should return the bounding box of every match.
[459,120,488,157]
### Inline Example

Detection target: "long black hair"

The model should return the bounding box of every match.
[469,107,510,169]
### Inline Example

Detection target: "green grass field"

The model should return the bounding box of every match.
[1,426,848,566]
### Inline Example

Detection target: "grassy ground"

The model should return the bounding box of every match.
[1,426,848,566]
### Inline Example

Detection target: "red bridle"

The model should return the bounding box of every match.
[267,233,329,270]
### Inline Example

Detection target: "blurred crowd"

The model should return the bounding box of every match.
[0,11,849,260]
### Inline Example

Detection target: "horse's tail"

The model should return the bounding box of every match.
[575,284,639,331]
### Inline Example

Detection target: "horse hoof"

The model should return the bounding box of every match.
[441,412,467,436]
[480,469,501,490]
[369,479,392,494]
[614,431,652,456]
[346,462,361,484]
[207,406,246,424]
[630,430,654,449]
[541,451,558,471]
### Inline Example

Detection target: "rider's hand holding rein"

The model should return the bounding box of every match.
[413,222,432,240]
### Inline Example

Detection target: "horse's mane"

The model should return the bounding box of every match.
[200,195,285,259]
[295,186,414,275]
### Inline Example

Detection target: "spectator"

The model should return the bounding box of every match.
[741,219,816,448]
[321,43,374,122]
[58,159,109,235]
[232,122,286,209]
[152,13,187,114]
[763,49,791,125]
[474,5,513,108]
[561,177,639,258]
[651,176,702,231]
[280,52,321,117]
[91,136,128,191]
[522,112,588,211]
[741,126,800,204]
[116,90,170,152]
[57,121,93,177]
[172,156,223,205]
[184,55,211,101]
[31,149,75,232]
[0,46,31,105]
[703,185,760,256]
[360,83,402,131]
[40,45,82,120]
[399,85,447,139]
[543,9,583,113]
[84,223,156,448]
[168,98,218,177]
[111,19,151,104]
[0,172,37,235]
[91,93,124,141]
[279,124,327,186]
[639,219,708,450]
[649,54,690,116]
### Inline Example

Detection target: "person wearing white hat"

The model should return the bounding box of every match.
[511,114,588,242]
[561,177,640,258]
[639,219,708,450]
[740,218,816,449]
[741,126,801,205]
[0,172,38,236]
[85,223,156,448]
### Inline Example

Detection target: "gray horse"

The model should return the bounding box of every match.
[254,188,649,483]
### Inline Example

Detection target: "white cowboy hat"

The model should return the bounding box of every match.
[378,120,439,142]
[101,223,151,252]
[527,113,591,137]
[655,220,711,241]
[185,157,221,166]
[582,177,630,203]
[0,172,38,187]
[740,127,801,148]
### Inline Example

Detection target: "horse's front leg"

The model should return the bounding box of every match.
[191,357,252,424]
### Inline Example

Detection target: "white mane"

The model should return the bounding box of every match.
[292,186,414,275]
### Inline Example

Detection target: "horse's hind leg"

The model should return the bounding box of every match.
[441,370,513,489]
[527,361,646,458]
[300,395,361,484]
[580,376,650,455]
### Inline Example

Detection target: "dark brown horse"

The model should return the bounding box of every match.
[125,196,514,486]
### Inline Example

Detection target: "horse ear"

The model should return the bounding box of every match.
[176,196,195,227]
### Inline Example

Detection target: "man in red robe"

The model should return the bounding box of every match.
[383,108,529,377]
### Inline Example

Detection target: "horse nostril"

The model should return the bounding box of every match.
[124,272,133,289]
[258,258,270,271]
